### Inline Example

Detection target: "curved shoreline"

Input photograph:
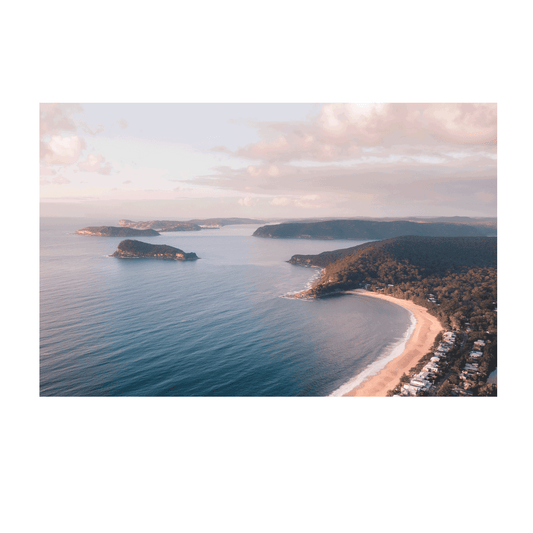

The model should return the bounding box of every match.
[341,290,444,397]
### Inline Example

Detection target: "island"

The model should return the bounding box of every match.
[158,223,202,232]
[253,218,496,240]
[111,240,199,260]
[119,217,265,230]
[75,226,160,237]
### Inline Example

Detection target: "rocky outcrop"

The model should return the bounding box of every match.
[111,239,199,260]
[75,226,160,237]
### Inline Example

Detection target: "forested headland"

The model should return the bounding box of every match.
[289,236,497,396]
[254,218,496,240]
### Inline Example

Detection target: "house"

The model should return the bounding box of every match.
[411,378,432,389]
[402,384,420,395]
[474,340,486,347]
[424,362,439,373]
[469,351,483,358]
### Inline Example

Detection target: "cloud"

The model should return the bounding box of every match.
[189,149,495,215]
[270,194,327,209]
[210,145,232,155]
[476,191,496,203]
[77,153,113,175]
[40,165,56,177]
[40,103,83,138]
[214,103,497,164]
[238,197,257,207]
[118,119,128,129]
[52,175,71,185]
[40,103,87,173]
[43,135,86,165]
[269,197,292,206]
[80,122,105,135]
[420,103,497,144]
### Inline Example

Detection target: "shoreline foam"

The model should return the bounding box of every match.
[281,267,324,298]
[330,306,417,396]
[340,289,444,397]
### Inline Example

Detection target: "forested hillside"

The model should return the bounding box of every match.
[296,236,497,333]
[254,219,495,240]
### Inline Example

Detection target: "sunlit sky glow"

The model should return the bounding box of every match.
[40,103,496,219]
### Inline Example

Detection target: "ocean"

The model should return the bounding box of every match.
[40,217,413,396]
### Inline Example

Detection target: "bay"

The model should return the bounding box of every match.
[40,217,412,396]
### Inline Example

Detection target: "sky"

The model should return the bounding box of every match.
[40,103,497,219]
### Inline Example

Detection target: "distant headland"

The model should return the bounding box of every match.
[75,226,160,237]
[111,239,199,261]
[119,218,265,231]
[253,218,496,240]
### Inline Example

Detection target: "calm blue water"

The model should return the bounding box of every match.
[40,218,412,396]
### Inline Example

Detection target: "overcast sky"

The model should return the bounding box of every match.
[40,103,496,219]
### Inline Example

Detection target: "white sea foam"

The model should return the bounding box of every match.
[329,307,417,397]
[281,267,324,298]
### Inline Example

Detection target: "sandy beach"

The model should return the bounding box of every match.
[343,290,444,397]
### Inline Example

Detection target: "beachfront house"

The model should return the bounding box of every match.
[411,378,431,389]
[403,383,423,395]
[423,361,438,370]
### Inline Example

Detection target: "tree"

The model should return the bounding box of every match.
[437,380,453,396]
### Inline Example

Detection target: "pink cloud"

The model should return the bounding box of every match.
[77,153,113,175]
[43,135,86,165]
[270,194,327,209]
[80,122,105,135]
[238,197,257,207]
[51,175,71,185]
[40,103,87,172]
[420,103,497,144]
[40,165,56,177]
[40,103,83,138]
[218,103,497,163]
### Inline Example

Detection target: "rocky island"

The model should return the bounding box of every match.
[75,226,160,237]
[111,239,199,260]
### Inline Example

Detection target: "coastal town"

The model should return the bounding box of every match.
[388,327,496,397]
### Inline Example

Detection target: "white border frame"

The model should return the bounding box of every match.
[17,84,516,416]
